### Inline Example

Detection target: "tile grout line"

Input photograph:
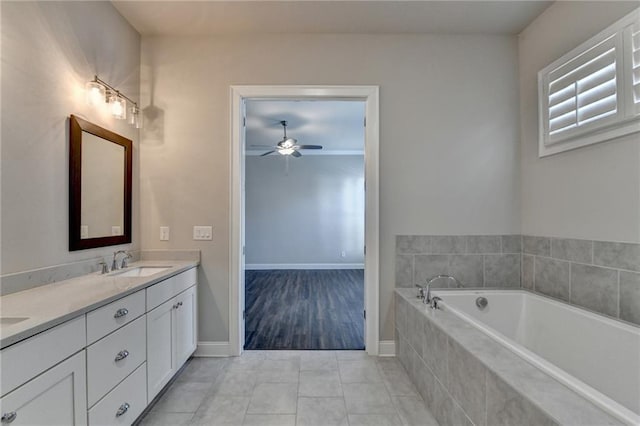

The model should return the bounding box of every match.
[617,270,621,319]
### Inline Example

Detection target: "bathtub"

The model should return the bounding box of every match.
[432,289,640,425]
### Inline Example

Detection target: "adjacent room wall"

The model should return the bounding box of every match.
[245,155,365,268]
[0,1,141,275]
[518,1,640,243]
[140,34,520,343]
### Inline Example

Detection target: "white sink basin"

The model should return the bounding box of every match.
[0,317,29,326]
[113,267,170,277]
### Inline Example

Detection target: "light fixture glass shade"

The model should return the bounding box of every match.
[85,81,105,106]
[129,105,143,129]
[278,148,295,155]
[135,112,143,129]
[282,138,296,148]
[109,94,126,120]
[128,106,137,125]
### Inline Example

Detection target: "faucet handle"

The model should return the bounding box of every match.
[98,261,109,275]
[414,284,425,299]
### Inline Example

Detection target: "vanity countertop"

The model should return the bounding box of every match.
[0,260,198,349]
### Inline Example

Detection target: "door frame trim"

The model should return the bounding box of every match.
[229,85,380,356]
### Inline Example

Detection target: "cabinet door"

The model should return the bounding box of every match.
[146,299,175,401]
[175,286,197,367]
[0,351,87,426]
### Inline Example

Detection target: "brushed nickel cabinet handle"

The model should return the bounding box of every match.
[1,412,17,423]
[115,402,130,417]
[114,350,129,362]
[114,308,129,318]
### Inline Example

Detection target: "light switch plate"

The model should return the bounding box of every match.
[160,226,170,241]
[111,226,122,236]
[193,226,213,240]
[80,225,89,239]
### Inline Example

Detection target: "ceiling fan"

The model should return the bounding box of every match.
[252,120,322,157]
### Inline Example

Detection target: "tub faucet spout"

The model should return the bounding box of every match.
[423,274,461,304]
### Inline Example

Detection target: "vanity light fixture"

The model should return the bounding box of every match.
[85,75,142,128]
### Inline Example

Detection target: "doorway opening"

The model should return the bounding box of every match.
[230,85,379,356]
[243,100,366,350]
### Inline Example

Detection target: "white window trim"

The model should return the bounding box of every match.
[538,8,640,157]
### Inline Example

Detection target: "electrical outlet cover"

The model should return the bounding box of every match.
[160,226,170,241]
[193,226,213,240]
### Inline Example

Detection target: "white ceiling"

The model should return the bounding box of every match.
[112,1,553,36]
[245,100,366,154]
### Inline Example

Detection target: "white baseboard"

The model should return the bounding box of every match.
[194,341,231,357]
[245,263,364,270]
[378,340,396,357]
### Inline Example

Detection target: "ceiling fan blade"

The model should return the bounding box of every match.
[291,150,302,158]
[260,150,276,157]
[296,145,323,150]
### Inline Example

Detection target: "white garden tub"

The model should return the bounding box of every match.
[432,290,640,425]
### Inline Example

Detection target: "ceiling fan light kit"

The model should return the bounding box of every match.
[254,120,323,158]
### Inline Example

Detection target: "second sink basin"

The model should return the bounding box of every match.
[113,266,170,277]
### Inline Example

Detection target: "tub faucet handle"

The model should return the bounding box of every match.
[415,284,425,300]
[430,296,442,310]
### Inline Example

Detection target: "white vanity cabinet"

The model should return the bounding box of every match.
[0,265,198,426]
[175,286,197,367]
[0,317,88,426]
[0,351,87,425]
[147,285,197,400]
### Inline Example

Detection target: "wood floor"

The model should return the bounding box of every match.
[244,269,364,350]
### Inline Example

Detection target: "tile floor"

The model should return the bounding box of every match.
[138,351,439,426]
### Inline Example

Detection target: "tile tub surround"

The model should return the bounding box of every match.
[394,289,623,426]
[396,235,522,289]
[522,236,640,326]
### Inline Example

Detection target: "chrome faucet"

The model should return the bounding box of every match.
[112,250,128,271]
[98,261,109,274]
[419,274,461,304]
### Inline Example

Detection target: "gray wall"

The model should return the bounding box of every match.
[245,155,364,267]
[1,1,141,274]
[139,34,520,342]
[518,1,640,243]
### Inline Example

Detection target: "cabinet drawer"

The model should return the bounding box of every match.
[147,267,196,311]
[1,316,86,397]
[86,290,145,345]
[87,316,146,407]
[88,362,146,426]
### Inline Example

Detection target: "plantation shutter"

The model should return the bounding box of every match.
[543,34,621,146]
[624,21,640,116]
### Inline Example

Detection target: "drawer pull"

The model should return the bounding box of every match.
[114,350,130,362]
[178,302,183,307]
[115,402,130,417]
[114,308,129,318]
[1,412,17,423]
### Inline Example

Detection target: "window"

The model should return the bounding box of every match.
[538,9,640,157]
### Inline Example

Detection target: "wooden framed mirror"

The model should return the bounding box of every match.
[69,115,132,251]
